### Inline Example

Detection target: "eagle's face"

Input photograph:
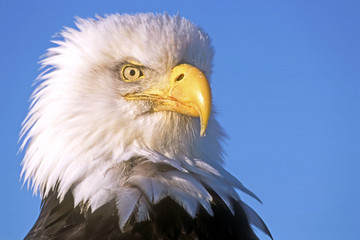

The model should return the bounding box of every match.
[62,14,216,158]
[21,13,224,200]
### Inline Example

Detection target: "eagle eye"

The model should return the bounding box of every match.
[121,65,144,81]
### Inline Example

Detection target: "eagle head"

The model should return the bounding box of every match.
[21,13,270,238]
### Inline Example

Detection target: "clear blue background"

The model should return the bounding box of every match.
[1,0,359,239]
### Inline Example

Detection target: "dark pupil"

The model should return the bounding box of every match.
[130,69,136,76]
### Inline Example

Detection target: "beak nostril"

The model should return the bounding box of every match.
[175,74,184,81]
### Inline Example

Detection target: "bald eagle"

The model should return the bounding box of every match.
[21,13,272,240]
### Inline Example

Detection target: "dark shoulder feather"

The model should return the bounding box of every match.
[25,190,265,240]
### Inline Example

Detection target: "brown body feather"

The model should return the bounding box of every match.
[25,190,261,240]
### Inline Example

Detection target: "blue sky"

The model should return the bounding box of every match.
[1,0,359,239]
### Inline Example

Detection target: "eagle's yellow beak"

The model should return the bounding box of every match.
[125,64,212,136]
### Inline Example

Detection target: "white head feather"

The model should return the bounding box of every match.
[21,13,261,231]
